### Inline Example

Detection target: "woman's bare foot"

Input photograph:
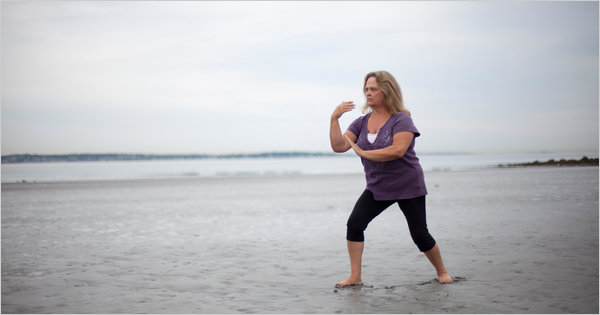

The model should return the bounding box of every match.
[424,244,453,284]
[335,277,363,288]
[437,272,454,284]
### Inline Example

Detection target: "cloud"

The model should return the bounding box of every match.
[2,1,598,154]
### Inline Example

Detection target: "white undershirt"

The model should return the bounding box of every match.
[367,133,378,144]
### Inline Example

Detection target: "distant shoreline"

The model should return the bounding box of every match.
[498,156,599,168]
[2,153,599,166]
[1,152,340,164]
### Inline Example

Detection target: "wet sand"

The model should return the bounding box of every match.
[2,166,598,313]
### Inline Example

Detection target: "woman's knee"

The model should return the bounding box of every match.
[346,218,367,242]
[345,190,391,243]
[346,214,367,231]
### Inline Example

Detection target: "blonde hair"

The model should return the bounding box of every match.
[362,71,410,115]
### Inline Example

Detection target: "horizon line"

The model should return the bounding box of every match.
[2,149,598,161]
[2,148,598,156]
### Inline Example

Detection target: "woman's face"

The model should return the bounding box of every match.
[365,77,385,108]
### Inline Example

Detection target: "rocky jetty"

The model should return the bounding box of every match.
[498,156,599,168]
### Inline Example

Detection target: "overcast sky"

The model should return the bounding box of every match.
[2,1,598,155]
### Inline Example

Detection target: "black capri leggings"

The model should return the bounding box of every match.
[346,190,436,252]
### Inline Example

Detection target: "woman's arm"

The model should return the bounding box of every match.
[330,102,356,153]
[346,131,414,162]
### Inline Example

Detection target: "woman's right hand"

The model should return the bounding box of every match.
[331,101,355,120]
[330,101,356,153]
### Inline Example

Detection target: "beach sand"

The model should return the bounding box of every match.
[2,166,598,313]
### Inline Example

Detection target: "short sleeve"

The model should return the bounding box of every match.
[346,115,365,137]
[392,113,420,138]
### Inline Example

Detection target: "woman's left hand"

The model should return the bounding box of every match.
[345,135,364,158]
[345,132,414,162]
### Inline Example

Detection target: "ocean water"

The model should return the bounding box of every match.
[1,151,597,183]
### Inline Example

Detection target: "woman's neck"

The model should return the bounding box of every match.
[370,105,391,118]
[367,106,392,134]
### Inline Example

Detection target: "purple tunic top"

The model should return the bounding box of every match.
[347,113,427,200]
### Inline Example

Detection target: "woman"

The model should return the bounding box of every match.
[329,71,453,287]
